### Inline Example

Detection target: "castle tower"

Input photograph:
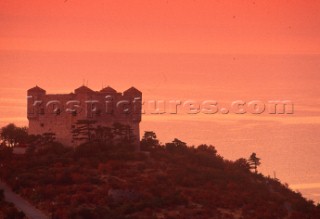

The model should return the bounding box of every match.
[27,85,142,149]
[27,86,46,134]
[123,87,142,151]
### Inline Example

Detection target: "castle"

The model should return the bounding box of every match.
[27,85,142,150]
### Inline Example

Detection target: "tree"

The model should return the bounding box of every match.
[0,144,13,160]
[95,126,114,145]
[72,120,97,143]
[196,144,217,155]
[141,131,159,151]
[233,158,251,171]
[112,123,135,145]
[0,123,28,147]
[122,124,136,144]
[165,138,187,152]
[172,138,187,149]
[248,152,261,173]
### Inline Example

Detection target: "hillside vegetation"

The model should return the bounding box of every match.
[0,124,319,219]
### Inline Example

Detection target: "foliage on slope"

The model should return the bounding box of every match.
[0,129,319,219]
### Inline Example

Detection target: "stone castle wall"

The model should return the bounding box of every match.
[27,86,142,150]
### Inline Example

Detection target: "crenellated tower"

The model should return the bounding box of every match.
[27,85,142,150]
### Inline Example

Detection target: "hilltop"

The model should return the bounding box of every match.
[0,129,319,219]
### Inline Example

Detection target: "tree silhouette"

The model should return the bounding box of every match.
[197,144,217,155]
[165,138,187,152]
[248,152,261,173]
[95,126,114,145]
[112,123,135,144]
[141,131,159,151]
[72,120,97,144]
[123,124,136,144]
[0,123,28,147]
[234,158,251,171]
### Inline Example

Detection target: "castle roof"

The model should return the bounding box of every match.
[100,86,117,93]
[74,85,94,94]
[123,87,142,95]
[27,86,46,93]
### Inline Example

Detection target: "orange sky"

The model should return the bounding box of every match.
[1,0,320,53]
[1,0,320,202]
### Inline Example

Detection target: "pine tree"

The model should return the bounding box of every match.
[248,152,261,173]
